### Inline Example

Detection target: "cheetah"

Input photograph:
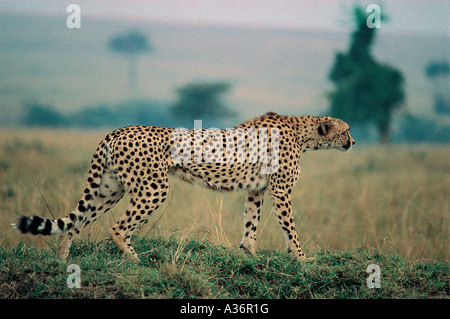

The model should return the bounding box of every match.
[15,112,355,261]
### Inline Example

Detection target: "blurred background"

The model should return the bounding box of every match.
[0,0,448,142]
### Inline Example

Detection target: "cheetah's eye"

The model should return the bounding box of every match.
[318,122,331,136]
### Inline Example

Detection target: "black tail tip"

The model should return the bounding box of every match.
[17,216,32,234]
[16,215,49,235]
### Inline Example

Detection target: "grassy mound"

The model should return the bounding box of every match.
[1,237,448,299]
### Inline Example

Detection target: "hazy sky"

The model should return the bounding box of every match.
[1,0,448,36]
[0,0,448,123]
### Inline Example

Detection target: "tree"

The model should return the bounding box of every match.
[22,103,66,127]
[171,81,236,127]
[108,30,152,90]
[424,60,449,115]
[328,6,404,144]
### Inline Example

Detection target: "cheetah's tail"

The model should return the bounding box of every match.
[12,131,116,238]
[14,214,76,236]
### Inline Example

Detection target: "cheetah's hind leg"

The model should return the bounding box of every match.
[57,233,74,260]
[109,180,169,262]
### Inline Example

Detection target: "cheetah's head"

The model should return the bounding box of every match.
[310,117,355,152]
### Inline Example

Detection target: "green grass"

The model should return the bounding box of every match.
[0,237,448,299]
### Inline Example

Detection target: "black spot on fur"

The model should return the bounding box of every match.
[42,219,52,235]
[29,216,44,235]
[58,219,65,231]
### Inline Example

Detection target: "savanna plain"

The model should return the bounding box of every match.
[0,129,448,299]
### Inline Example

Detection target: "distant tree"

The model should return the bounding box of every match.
[424,60,449,115]
[171,81,236,127]
[22,103,66,127]
[71,104,117,128]
[328,6,404,144]
[397,115,449,143]
[108,30,152,90]
[69,100,172,128]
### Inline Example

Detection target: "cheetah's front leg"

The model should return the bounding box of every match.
[269,189,312,261]
[240,190,265,255]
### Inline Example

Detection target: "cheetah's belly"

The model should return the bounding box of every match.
[168,162,269,192]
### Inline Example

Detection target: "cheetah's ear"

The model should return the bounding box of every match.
[318,121,332,136]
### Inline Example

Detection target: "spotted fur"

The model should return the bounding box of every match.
[15,112,355,261]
